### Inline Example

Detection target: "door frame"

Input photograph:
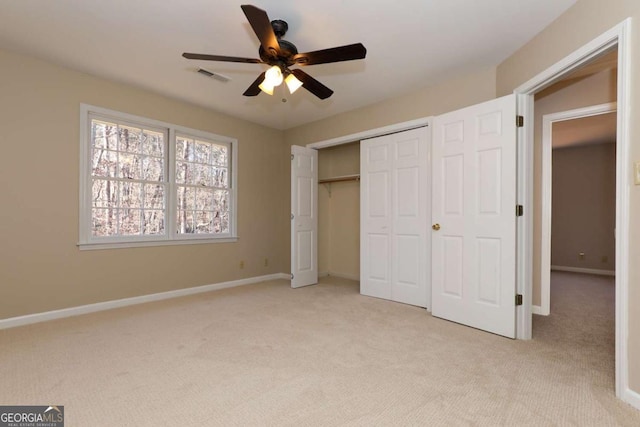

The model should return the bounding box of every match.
[514,18,631,402]
[539,102,617,316]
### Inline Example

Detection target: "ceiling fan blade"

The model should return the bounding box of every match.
[182,53,263,64]
[241,5,280,57]
[293,43,367,66]
[243,72,266,96]
[291,69,334,100]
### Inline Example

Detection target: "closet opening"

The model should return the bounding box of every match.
[317,141,361,283]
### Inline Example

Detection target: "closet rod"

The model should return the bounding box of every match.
[318,174,360,184]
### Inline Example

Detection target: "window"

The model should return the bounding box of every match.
[79,105,237,249]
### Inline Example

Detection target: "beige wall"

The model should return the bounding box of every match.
[0,48,288,319]
[285,66,497,147]
[318,143,360,279]
[496,0,640,394]
[551,143,616,270]
[530,69,617,305]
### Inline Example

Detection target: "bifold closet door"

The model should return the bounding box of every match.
[360,127,430,308]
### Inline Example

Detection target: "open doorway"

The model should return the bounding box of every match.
[536,49,618,316]
[540,108,617,313]
[533,107,618,391]
[532,51,617,392]
[515,19,632,401]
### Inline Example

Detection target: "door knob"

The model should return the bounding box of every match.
[432,223,441,231]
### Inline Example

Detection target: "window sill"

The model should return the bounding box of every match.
[77,237,239,251]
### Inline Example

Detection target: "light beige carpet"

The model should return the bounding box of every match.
[1,272,639,426]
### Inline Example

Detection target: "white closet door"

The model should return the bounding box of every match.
[360,127,430,308]
[291,145,318,288]
[431,94,517,338]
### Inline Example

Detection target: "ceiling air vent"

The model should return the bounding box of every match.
[197,68,231,82]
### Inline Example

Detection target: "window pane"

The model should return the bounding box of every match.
[120,181,143,208]
[92,149,117,177]
[119,153,143,180]
[195,210,212,234]
[176,137,195,161]
[196,188,214,210]
[211,144,228,166]
[118,125,142,153]
[92,179,118,207]
[194,164,211,186]
[143,130,164,157]
[177,186,196,211]
[143,157,164,181]
[175,161,189,184]
[212,167,228,188]
[119,208,142,235]
[92,208,117,236]
[194,141,210,164]
[213,190,229,233]
[177,210,194,234]
[144,184,164,209]
[92,120,118,150]
[143,210,164,235]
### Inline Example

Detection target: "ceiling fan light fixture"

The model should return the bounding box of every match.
[264,65,283,86]
[285,73,303,94]
[258,81,275,95]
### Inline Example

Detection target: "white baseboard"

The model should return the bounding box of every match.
[0,273,290,330]
[623,386,640,411]
[551,265,615,276]
[531,305,549,316]
[327,271,360,281]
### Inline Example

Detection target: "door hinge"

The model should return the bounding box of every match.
[516,205,524,217]
[516,115,524,127]
[291,213,294,220]
[291,154,294,160]
[515,294,523,306]
[291,274,294,280]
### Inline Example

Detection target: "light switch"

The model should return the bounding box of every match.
[635,161,640,185]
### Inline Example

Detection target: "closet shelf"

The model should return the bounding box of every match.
[319,174,360,197]
[318,174,360,184]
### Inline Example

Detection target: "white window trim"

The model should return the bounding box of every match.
[78,104,238,250]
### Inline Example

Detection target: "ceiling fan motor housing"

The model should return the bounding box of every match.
[258,20,298,68]
[271,19,288,38]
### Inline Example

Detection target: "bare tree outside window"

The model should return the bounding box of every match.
[82,106,236,247]
[176,137,230,235]
[91,120,165,237]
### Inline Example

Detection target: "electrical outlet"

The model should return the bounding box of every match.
[239,260,245,269]
[579,252,585,260]
[264,258,269,267]
[634,161,640,185]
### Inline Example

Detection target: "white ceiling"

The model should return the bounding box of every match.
[0,0,576,130]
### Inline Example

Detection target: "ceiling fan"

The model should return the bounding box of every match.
[182,4,367,100]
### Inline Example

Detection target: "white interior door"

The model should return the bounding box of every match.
[431,94,517,338]
[291,145,318,288]
[361,127,430,307]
